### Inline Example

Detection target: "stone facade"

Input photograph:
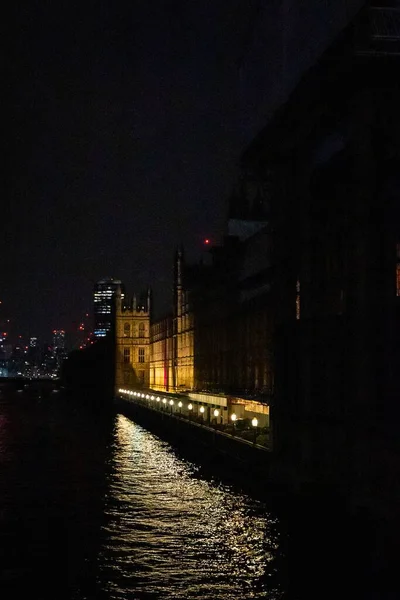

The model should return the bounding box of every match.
[115,286,150,389]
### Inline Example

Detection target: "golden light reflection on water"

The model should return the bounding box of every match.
[99,415,282,599]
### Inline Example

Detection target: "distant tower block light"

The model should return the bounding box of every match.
[204,238,210,245]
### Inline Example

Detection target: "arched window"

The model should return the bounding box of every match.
[124,323,130,337]
[139,323,145,338]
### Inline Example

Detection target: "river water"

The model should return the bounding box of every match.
[0,392,283,599]
[0,391,396,599]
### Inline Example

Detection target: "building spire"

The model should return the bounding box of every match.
[147,287,152,315]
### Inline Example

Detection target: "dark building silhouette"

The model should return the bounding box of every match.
[242,3,400,516]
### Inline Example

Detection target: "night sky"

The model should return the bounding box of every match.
[5,1,363,344]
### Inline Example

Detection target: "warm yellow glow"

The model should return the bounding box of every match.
[169,399,174,406]
[188,403,193,410]
[252,417,258,427]
[178,401,183,408]
[162,398,167,404]
[231,413,237,422]
[200,406,205,413]
[156,398,160,402]
[213,409,219,417]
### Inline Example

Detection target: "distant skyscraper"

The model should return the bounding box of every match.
[93,278,125,338]
[29,337,38,348]
[53,330,65,350]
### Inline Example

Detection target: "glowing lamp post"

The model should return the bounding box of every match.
[199,406,205,422]
[169,398,174,414]
[213,408,219,428]
[252,417,258,444]
[230,413,237,435]
[178,400,183,415]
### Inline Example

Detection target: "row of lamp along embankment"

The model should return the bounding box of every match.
[117,388,270,448]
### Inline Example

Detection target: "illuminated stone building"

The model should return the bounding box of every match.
[242,3,400,514]
[150,314,174,391]
[149,248,195,393]
[149,182,274,403]
[115,286,151,389]
[173,247,195,391]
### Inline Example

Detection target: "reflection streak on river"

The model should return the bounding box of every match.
[99,415,280,599]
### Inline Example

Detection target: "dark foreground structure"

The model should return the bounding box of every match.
[242,5,400,519]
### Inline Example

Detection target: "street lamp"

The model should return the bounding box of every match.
[188,403,193,420]
[213,408,219,429]
[178,401,182,415]
[252,417,258,444]
[231,413,237,435]
[169,399,174,414]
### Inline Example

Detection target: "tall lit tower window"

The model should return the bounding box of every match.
[93,278,125,338]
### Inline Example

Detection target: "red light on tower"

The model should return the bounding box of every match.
[204,238,210,245]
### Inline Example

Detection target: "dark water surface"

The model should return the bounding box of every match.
[0,392,283,599]
[0,391,397,599]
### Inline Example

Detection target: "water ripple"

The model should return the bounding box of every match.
[98,415,282,599]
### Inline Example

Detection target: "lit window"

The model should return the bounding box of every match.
[138,347,145,363]
[124,323,131,337]
[139,323,145,338]
[123,348,130,363]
